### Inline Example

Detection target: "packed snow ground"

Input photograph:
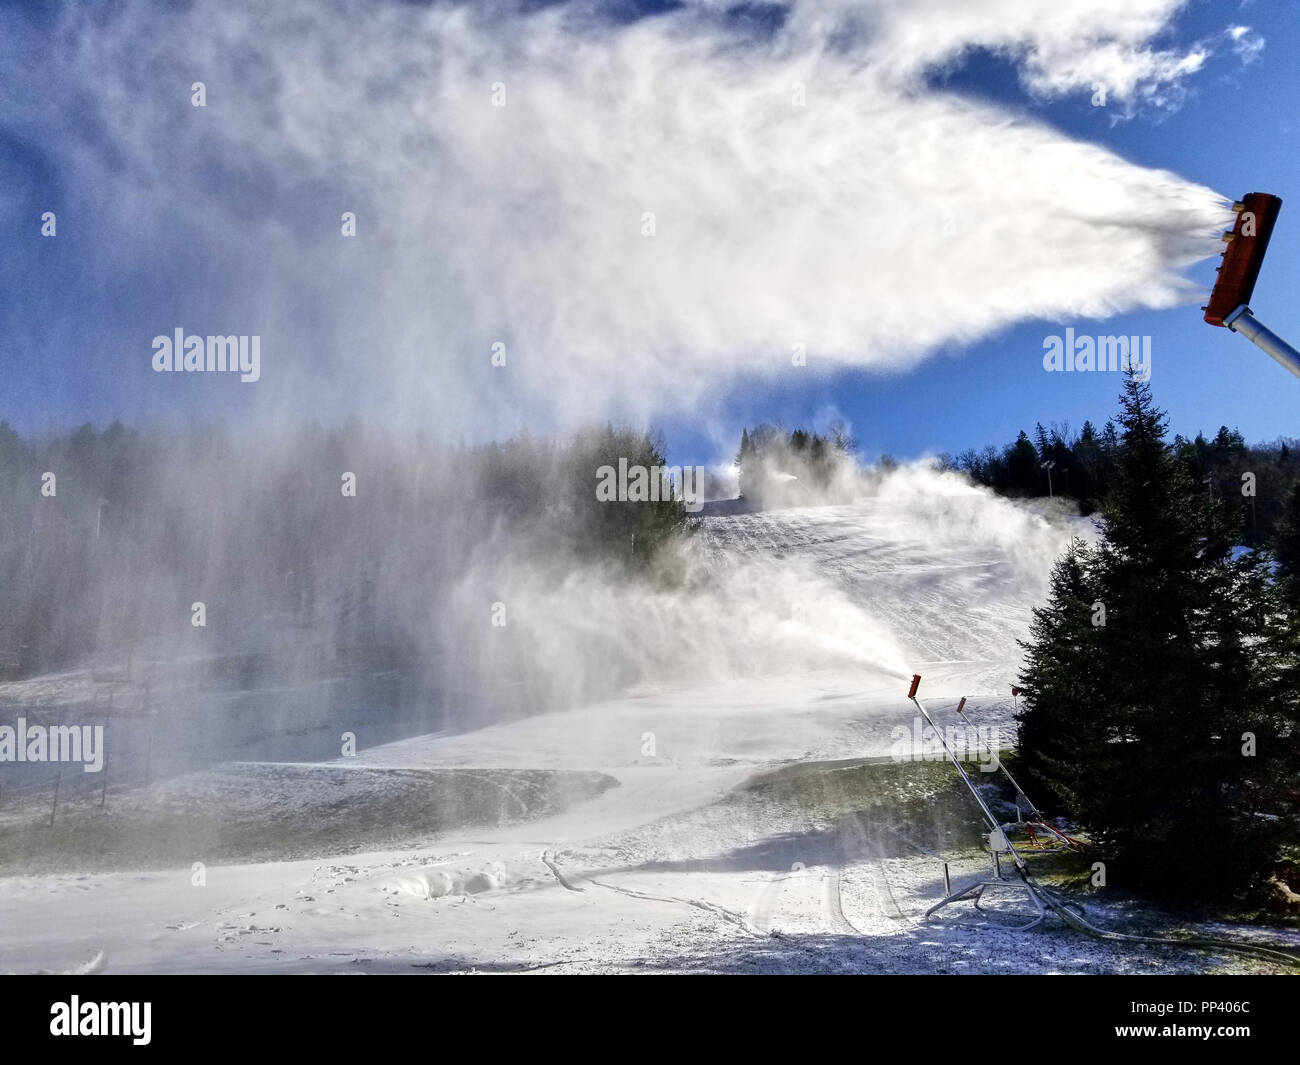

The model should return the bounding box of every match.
[2,489,1296,974]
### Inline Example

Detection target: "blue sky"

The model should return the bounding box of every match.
[1,0,1297,467]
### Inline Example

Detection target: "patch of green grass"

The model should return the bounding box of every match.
[737,755,1013,860]
[0,765,618,875]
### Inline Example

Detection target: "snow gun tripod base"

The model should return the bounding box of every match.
[902,679,1300,964]
[924,873,1047,932]
[906,674,1047,932]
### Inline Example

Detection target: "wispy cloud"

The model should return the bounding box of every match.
[1227,24,1267,66]
[774,0,1212,113]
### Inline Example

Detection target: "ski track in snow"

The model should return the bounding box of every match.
[1,500,1295,974]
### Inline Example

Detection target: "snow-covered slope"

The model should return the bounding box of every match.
[4,484,1292,974]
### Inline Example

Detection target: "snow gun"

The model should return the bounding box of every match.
[1204,192,1300,378]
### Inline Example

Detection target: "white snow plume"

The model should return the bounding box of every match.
[447,462,1084,708]
[870,461,1090,582]
[5,0,1231,433]
[459,544,917,710]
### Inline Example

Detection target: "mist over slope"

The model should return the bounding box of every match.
[0,405,1075,759]
[693,465,1081,694]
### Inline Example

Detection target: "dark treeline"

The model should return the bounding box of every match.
[0,420,689,684]
[940,419,1298,548]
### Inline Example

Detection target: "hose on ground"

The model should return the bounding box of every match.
[1021,869,1300,969]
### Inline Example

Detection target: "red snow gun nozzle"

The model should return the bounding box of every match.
[1204,192,1283,327]
[955,696,967,714]
[907,674,921,699]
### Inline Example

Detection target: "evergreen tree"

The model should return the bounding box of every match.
[1033,422,1051,456]
[1005,431,1040,496]
[1271,481,1300,613]
[1072,419,1100,505]
[1017,539,1100,810]
[1018,372,1298,900]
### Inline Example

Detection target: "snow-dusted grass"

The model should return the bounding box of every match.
[0,764,616,875]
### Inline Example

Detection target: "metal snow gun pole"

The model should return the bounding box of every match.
[906,674,1047,930]
[1203,192,1300,379]
[950,695,1081,852]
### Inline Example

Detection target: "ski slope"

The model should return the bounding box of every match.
[3,479,1294,974]
[693,493,1062,695]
